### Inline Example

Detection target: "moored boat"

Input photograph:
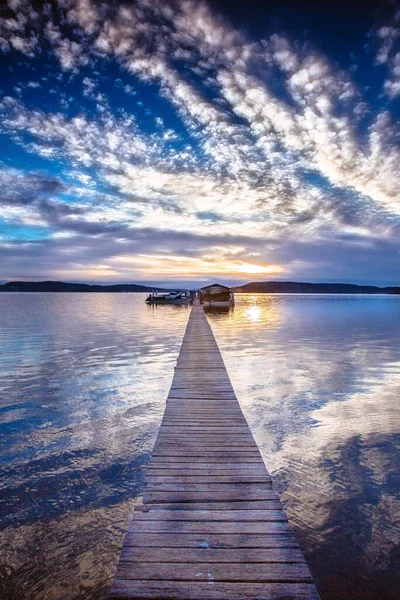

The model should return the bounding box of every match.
[146,290,192,305]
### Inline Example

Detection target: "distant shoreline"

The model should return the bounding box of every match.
[0,280,399,294]
[235,281,400,295]
[0,281,166,293]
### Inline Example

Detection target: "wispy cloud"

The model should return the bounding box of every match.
[375,10,400,98]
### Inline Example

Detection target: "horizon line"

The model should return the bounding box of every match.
[1,278,398,289]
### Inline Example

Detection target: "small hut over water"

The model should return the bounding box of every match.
[199,283,235,307]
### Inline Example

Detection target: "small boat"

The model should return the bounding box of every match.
[146,290,192,305]
[199,283,235,308]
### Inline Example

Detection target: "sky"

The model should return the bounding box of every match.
[0,0,399,287]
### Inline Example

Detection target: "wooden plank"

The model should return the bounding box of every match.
[146,481,272,498]
[156,433,255,439]
[150,462,265,467]
[115,562,313,582]
[154,440,256,446]
[133,510,288,522]
[153,445,260,452]
[146,467,268,473]
[154,440,258,446]
[135,501,282,511]
[164,402,241,407]
[160,426,251,432]
[162,414,246,418]
[150,457,264,463]
[146,477,272,485]
[119,547,305,563]
[109,303,320,599]
[128,521,292,535]
[160,421,248,425]
[151,450,262,456]
[143,489,276,504]
[122,532,300,549]
[167,395,238,400]
[151,450,263,456]
[110,581,320,599]
[146,466,268,473]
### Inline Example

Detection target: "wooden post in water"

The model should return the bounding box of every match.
[109,302,320,599]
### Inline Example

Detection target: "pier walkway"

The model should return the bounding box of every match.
[109,303,320,599]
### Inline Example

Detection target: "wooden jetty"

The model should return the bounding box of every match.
[109,303,320,599]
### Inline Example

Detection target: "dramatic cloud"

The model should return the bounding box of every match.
[0,0,399,284]
[375,10,400,98]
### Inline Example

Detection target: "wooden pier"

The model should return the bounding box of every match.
[109,303,320,599]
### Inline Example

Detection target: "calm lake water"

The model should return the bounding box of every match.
[0,293,399,600]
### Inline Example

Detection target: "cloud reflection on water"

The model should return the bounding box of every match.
[0,293,189,600]
[1,293,399,600]
[208,294,400,600]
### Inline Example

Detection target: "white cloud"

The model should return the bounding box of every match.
[375,12,400,98]
[53,37,88,71]
[383,51,400,97]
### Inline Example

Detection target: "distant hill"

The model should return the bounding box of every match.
[0,280,399,294]
[0,281,169,293]
[235,281,400,294]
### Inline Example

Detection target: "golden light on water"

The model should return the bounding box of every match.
[230,295,282,330]
[246,305,262,322]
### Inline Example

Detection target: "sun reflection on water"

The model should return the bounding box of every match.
[245,304,262,322]
[232,294,282,330]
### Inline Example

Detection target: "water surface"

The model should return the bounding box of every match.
[1,293,399,600]
[207,294,400,600]
[0,293,189,600]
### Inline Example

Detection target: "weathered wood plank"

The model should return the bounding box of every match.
[160,420,248,425]
[150,457,265,463]
[146,466,268,473]
[154,440,258,447]
[122,532,300,549]
[143,489,279,503]
[156,433,255,440]
[135,501,282,511]
[128,521,292,535]
[110,581,320,600]
[115,562,313,582]
[119,547,305,563]
[133,510,288,522]
[144,482,273,494]
[150,454,263,459]
[146,477,272,485]
[160,426,251,432]
[153,445,260,452]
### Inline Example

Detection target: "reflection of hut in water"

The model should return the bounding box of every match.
[199,283,235,308]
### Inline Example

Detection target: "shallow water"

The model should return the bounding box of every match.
[0,293,399,600]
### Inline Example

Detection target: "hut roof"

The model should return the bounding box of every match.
[199,283,231,291]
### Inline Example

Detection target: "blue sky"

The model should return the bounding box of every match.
[0,0,399,286]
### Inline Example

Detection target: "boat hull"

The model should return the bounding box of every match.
[146,298,191,305]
